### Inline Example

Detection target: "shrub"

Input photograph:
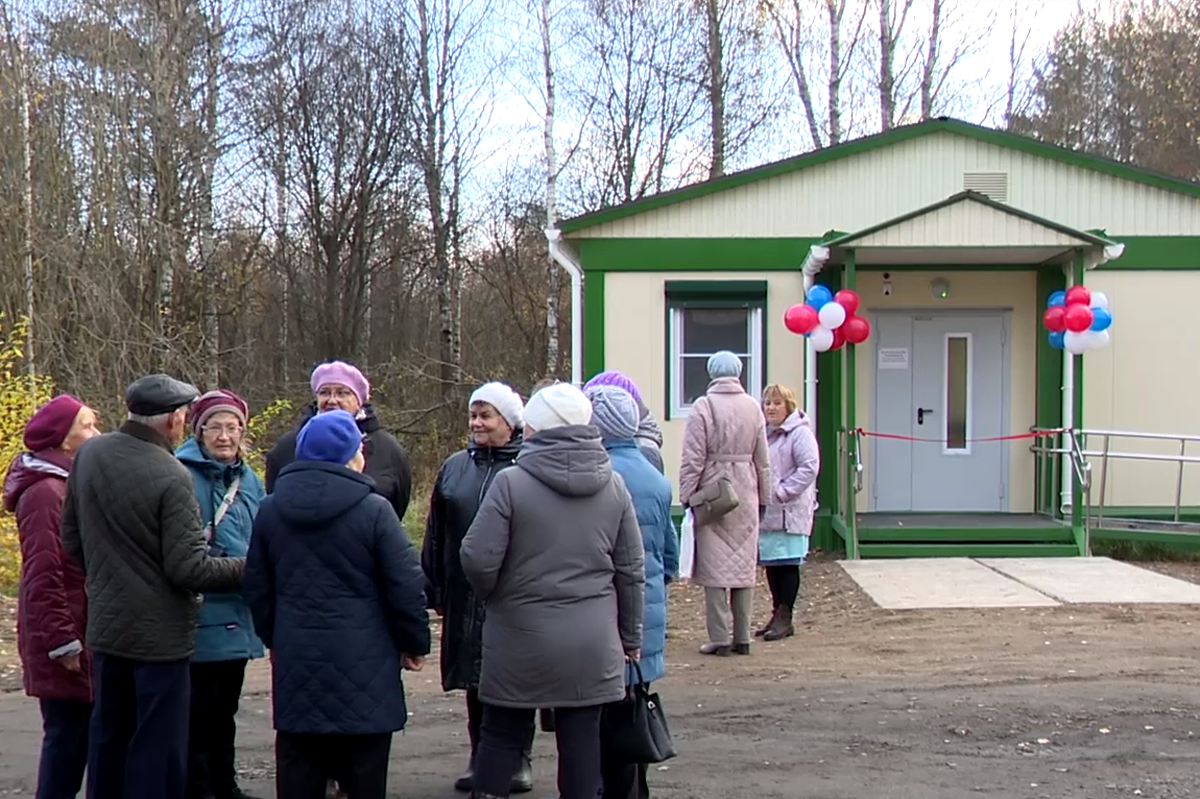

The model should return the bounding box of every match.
[0,319,56,596]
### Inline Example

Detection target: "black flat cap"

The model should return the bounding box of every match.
[125,374,201,415]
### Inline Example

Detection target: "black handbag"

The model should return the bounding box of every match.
[601,659,677,764]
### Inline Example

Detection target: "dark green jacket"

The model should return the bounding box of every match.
[61,421,245,662]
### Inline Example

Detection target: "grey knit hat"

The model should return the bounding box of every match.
[585,385,639,441]
[707,350,743,379]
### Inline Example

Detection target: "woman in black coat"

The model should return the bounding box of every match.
[245,410,431,799]
[421,382,534,795]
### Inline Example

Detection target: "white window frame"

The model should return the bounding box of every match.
[668,305,763,418]
[942,331,973,455]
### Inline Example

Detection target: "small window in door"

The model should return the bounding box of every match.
[944,334,971,453]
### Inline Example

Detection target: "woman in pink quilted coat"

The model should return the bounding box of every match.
[755,384,819,641]
[678,351,772,656]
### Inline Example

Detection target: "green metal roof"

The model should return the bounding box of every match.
[559,117,1200,234]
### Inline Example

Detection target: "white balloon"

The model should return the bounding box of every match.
[810,325,835,352]
[1089,291,1109,310]
[1063,330,1089,354]
[1087,329,1111,349]
[818,301,847,330]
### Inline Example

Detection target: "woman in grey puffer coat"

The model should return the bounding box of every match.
[461,382,646,799]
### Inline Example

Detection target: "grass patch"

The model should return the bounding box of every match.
[1093,538,1200,562]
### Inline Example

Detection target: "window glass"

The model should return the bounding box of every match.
[946,336,969,450]
[681,308,750,355]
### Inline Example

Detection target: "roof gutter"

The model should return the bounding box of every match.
[545,227,584,386]
[799,245,831,430]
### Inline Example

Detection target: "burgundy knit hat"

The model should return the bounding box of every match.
[190,389,250,438]
[24,394,85,452]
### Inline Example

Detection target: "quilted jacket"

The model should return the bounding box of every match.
[678,378,772,589]
[245,460,431,735]
[60,422,246,662]
[604,439,677,684]
[265,403,414,522]
[421,434,521,691]
[176,438,265,664]
[760,410,820,536]
[4,450,92,702]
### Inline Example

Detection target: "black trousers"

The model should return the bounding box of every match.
[186,659,249,799]
[87,653,191,799]
[475,703,602,799]
[466,688,536,754]
[765,565,801,610]
[276,731,392,799]
[36,698,91,799]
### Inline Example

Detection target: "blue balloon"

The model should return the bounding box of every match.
[1047,291,1066,308]
[1048,331,1065,350]
[806,284,833,310]
[1090,307,1112,332]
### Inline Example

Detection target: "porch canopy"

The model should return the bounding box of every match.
[806,190,1124,268]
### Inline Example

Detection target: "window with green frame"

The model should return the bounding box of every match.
[665,281,768,417]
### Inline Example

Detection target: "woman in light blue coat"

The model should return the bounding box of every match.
[176,389,265,799]
[586,384,678,799]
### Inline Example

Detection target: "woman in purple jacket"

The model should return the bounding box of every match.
[756,385,820,641]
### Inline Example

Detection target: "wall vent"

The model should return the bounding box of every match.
[962,171,1009,202]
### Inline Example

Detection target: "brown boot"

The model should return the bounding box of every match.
[763,606,795,641]
[754,606,779,638]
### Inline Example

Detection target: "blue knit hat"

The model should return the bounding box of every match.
[296,409,362,464]
[707,350,743,379]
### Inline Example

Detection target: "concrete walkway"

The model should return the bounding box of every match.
[840,556,1200,610]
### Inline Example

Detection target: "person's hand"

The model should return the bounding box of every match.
[59,653,82,673]
[625,649,640,661]
[401,655,425,672]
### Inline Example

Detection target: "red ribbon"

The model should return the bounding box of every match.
[854,427,1065,444]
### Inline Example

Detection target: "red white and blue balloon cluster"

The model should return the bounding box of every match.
[783,286,871,352]
[1042,286,1112,355]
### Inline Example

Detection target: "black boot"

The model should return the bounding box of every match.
[754,606,779,637]
[510,749,533,793]
[763,606,795,641]
[454,750,476,793]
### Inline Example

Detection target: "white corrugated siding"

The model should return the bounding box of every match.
[850,199,1085,248]
[573,132,1200,238]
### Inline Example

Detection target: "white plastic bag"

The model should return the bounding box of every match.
[678,509,696,580]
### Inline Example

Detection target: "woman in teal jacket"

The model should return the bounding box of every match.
[585,384,678,799]
[177,389,265,799]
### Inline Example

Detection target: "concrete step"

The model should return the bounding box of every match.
[858,542,1080,559]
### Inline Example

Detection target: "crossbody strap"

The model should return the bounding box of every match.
[211,476,242,531]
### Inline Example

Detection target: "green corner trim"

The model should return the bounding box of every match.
[560,117,1200,234]
[582,270,605,381]
[825,191,1116,249]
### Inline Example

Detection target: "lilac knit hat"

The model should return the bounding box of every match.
[583,370,642,405]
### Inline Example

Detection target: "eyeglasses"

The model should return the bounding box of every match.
[317,388,356,400]
[202,424,243,438]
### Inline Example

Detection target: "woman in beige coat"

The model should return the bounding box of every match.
[678,351,772,656]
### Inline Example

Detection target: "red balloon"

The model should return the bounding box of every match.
[834,289,860,316]
[784,303,819,335]
[1043,306,1067,333]
[842,315,871,344]
[830,327,846,350]
[1064,303,1093,332]
[1065,285,1091,306]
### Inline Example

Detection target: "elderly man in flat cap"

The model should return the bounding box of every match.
[61,374,247,799]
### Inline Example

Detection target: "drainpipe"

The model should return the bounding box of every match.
[799,245,831,428]
[546,227,584,386]
[1060,242,1125,513]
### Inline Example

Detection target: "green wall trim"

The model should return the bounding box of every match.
[582,270,606,381]
[560,117,1200,234]
[814,270,843,524]
[1035,267,1066,517]
[665,280,769,300]
[575,236,1200,273]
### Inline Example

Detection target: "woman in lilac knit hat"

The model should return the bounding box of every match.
[583,371,665,474]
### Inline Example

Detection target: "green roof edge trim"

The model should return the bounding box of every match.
[558,117,1200,234]
[824,191,1117,248]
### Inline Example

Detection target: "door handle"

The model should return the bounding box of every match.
[917,407,934,425]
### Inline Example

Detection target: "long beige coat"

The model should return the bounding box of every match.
[678,377,772,589]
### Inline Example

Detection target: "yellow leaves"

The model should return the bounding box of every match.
[243,398,294,479]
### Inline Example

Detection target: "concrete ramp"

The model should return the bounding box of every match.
[840,556,1200,609]
[979,557,1200,605]
[839,558,1061,609]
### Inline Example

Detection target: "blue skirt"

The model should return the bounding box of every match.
[758,531,809,566]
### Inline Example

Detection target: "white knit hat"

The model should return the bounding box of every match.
[469,382,524,429]
[524,383,593,432]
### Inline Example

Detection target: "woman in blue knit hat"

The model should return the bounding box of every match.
[245,410,431,799]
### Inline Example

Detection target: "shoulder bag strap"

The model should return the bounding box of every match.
[211,476,242,531]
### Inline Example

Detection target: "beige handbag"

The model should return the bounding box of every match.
[686,397,741,525]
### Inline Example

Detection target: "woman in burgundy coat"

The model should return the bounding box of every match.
[3,394,100,799]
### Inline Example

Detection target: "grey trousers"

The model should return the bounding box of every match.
[705,587,754,645]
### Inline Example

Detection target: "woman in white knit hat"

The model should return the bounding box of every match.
[421,381,537,795]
